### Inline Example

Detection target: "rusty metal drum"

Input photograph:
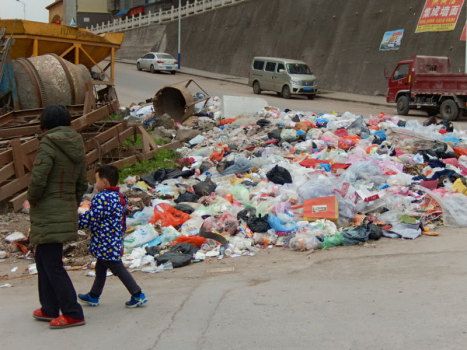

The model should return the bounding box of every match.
[12,54,91,109]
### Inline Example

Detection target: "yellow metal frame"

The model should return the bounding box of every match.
[17,35,117,86]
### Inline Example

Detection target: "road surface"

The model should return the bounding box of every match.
[115,63,402,116]
[1,64,467,350]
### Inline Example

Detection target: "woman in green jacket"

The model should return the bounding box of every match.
[29,105,87,329]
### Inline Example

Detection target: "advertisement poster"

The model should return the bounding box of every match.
[415,0,465,33]
[379,29,404,50]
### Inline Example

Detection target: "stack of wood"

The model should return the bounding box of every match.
[0,89,180,211]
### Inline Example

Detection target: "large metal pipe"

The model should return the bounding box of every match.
[12,54,91,110]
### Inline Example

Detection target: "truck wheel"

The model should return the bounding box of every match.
[440,99,460,121]
[282,85,291,99]
[253,81,261,94]
[396,95,410,115]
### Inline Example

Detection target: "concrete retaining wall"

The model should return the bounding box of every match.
[117,0,467,95]
[116,25,167,62]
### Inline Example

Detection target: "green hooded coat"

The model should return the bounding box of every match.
[28,126,88,246]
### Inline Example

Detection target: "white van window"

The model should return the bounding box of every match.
[277,63,285,72]
[265,62,276,72]
[253,60,265,70]
[286,63,312,75]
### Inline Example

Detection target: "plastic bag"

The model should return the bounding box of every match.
[126,206,155,227]
[124,224,159,250]
[419,188,467,227]
[194,177,217,197]
[174,203,195,214]
[341,226,370,246]
[149,203,191,227]
[159,226,181,244]
[221,155,253,175]
[289,235,322,251]
[267,165,292,185]
[340,161,387,186]
[281,129,298,142]
[247,214,270,233]
[347,115,370,138]
[268,214,297,233]
[230,184,250,204]
[253,231,278,245]
[175,191,199,203]
[322,233,343,248]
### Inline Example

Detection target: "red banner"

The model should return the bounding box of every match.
[416,0,465,33]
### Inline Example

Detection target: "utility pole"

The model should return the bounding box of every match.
[178,0,181,69]
[16,0,25,20]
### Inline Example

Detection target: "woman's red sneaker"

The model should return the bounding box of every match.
[49,315,85,329]
[32,308,56,322]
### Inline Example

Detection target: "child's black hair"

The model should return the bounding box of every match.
[40,105,71,131]
[96,165,119,186]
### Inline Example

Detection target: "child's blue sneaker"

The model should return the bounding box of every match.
[78,293,99,307]
[125,292,148,308]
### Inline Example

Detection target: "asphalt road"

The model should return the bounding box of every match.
[1,64,467,350]
[115,62,403,117]
[114,62,467,130]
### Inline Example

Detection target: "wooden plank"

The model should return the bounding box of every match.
[0,125,41,139]
[10,191,27,212]
[0,138,39,166]
[0,111,15,127]
[71,99,119,131]
[10,139,25,177]
[0,163,15,184]
[85,128,134,165]
[0,173,30,202]
[82,83,95,115]
[83,123,126,152]
[139,126,151,153]
[0,105,84,128]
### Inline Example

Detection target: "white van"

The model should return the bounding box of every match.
[248,57,317,99]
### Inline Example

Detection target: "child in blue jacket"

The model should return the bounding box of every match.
[78,165,148,308]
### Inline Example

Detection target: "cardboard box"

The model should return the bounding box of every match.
[302,196,339,222]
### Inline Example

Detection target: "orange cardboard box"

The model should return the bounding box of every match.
[302,196,339,222]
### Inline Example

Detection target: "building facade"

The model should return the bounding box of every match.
[46,0,113,28]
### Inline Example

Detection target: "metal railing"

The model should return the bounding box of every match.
[87,0,246,33]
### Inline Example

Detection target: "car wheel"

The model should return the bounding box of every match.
[150,64,155,73]
[396,95,410,115]
[440,99,460,121]
[306,94,315,100]
[253,81,261,94]
[136,62,142,71]
[171,71,176,75]
[282,85,291,99]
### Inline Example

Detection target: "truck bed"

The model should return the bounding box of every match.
[412,73,467,96]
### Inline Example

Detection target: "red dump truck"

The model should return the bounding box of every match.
[386,55,467,120]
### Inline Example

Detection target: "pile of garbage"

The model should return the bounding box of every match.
[99,101,467,272]
[3,96,467,275]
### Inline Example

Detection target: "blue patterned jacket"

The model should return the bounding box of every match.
[79,188,127,261]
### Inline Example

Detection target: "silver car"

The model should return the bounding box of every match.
[248,57,317,99]
[136,52,178,74]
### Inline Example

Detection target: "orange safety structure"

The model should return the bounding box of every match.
[0,19,123,86]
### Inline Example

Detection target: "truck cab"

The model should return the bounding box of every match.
[386,56,466,120]
[387,60,412,104]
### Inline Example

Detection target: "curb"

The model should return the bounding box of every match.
[116,59,392,108]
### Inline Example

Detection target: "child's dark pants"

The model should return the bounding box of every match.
[90,259,141,297]
[35,243,84,319]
